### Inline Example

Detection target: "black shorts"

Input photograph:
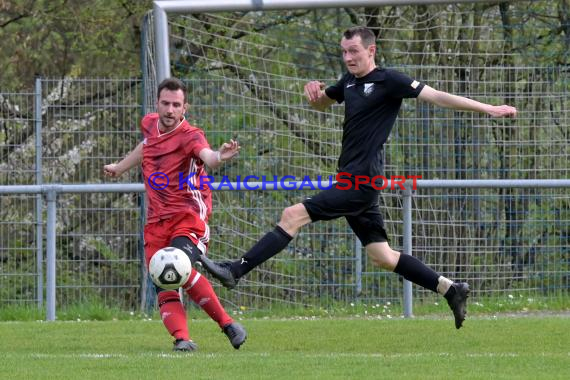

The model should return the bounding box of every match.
[302,183,388,246]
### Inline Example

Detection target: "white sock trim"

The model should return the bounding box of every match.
[184,272,201,290]
[437,276,453,295]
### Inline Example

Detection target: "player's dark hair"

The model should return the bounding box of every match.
[343,27,377,47]
[157,77,187,102]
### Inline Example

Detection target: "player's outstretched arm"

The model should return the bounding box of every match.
[199,139,240,169]
[418,85,517,118]
[304,81,336,112]
[103,142,143,178]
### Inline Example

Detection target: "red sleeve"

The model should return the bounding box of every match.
[182,128,211,158]
[140,113,158,137]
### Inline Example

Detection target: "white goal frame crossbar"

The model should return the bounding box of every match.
[153,0,502,82]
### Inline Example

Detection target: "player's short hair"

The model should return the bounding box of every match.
[343,27,377,48]
[157,78,187,102]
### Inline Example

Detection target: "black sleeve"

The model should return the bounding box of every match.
[386,69,425,99]
[324,73,349,104]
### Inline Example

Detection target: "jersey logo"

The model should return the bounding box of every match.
[411,80,420,89]
[346,82,355,88]
[183,243,194,254]
[364,83,375,96]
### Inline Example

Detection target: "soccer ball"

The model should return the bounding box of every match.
[149,247,192,290]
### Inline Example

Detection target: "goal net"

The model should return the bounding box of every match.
[142,1,569,312]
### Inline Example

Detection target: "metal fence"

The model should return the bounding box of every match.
[1,79,144,314]
[1,77,569,320]
[1,180,569,320]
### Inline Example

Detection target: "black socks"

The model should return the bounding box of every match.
[230,226,293,278]
[393,253,440,293]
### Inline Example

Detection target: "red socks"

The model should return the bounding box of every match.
[184,270,234,328]
[157,269,234,342]
[158,290,189,341]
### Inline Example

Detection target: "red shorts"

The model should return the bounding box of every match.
[143,212,209,267]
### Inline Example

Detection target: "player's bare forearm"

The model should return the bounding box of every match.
[304,81,335,112]
[308,96,335,112]
[103,142,143,177]
[418,85,517,118]
[199,139,240,169]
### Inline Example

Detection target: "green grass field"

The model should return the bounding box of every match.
[0,315,568,379]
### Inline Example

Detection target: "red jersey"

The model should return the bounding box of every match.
[140,113,212,224]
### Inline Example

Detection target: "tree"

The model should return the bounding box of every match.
[0,0,150,91]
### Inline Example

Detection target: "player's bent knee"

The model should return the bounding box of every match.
[279,204,311,234]
[367,253,386,268]
[366,246,400,270]
[280,205,296,221]
[280,204,309,223]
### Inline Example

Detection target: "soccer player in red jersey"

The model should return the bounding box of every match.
[104,78,245,351]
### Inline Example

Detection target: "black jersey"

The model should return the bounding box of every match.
[325,67,425,178]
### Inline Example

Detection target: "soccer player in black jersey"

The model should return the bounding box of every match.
[200,27,517,329]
